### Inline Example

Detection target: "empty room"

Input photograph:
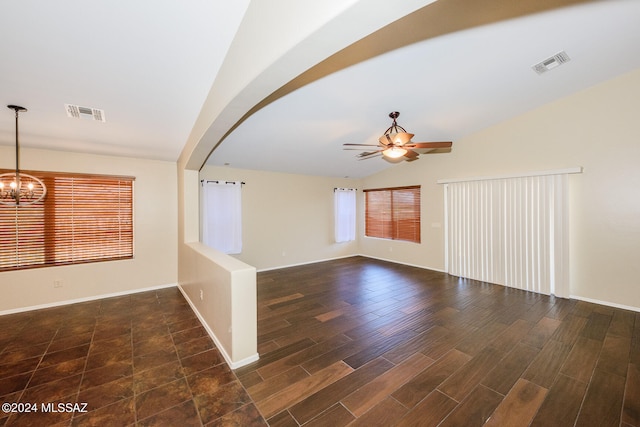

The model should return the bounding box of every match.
[1,0,639,426]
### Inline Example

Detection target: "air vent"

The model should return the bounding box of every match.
[65,104,106,122]
[532,51,571,75]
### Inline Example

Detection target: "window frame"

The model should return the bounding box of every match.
[0,169,135,272]
[364,185,421,243]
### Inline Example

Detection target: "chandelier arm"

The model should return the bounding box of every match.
[2,105,45,206]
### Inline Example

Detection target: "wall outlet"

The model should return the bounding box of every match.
[199,289,204,301]
[53,280,63,288]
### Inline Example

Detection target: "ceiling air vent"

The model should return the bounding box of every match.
[532,51,570,75]
[65,104,106,122]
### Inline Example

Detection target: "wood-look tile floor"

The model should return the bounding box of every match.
[235,256,640,426]
[0,287,266,426]
[1,257,639,426]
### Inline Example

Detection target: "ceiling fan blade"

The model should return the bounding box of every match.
[343,147,382,150]
[357,150,383,159]
[343,143,381,147]
[405,141,453,149]
[404,149,419,160]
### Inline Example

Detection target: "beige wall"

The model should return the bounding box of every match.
[0,147,178,312]
[200,166,360,271]
[361,68,640,310]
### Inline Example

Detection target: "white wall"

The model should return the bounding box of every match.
[361,68,640,311]
[200,166,360,271]
[0,147,178,312]
[179,242,257,368]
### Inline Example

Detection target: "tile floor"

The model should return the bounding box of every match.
[0,287,267,426]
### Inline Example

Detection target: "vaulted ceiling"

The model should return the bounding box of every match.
[2,0,639,179]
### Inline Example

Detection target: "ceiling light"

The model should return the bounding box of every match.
[0,105,47,206]
[382,146,408,158]
[343,111,452,162]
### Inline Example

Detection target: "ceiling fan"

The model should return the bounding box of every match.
[343,111,452,162]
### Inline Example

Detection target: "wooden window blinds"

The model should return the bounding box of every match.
[364,185,421,243]
[0,170,134,271]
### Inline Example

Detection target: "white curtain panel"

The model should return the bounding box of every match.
[334,188,356,243]
[201,181,242,254]
[444,173,570,297]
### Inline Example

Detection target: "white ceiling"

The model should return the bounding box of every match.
[0,0,249,161]
[2,1,640,179]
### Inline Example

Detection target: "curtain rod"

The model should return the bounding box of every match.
[334,187,357,191]
[201,180,245,185]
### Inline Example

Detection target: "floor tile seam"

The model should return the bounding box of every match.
[135,395,199,426]
[164,307,208,427]
[434,385,463,405]
[619,363,638,427]
[560,368,597,426]
[20,332,58,395]
[555,338,602,384]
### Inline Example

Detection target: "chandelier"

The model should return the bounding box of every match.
[0,105,47,206]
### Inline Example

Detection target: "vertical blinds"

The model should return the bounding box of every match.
[364,186,421,243]
[443,174,569,297]
[0,170,134,271]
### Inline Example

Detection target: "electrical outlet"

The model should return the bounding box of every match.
[199,289,204,301]
[54,280,63,288]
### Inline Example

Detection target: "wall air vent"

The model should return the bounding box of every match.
[65,104,106,122]
[532,51,570,75]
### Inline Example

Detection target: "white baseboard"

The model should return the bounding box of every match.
[256,253,445,274]
[256,254,357,272]
[358,254,446,273]
[570,294,640,313]
[0,283,177,316]
[177,285,259,370]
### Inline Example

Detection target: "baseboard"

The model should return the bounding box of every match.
[256,253,445,274]
[256,254,357,272]
[358,254,446,273]
[570,294,640,313]
[176,285,259,370]
[0,282,177,316]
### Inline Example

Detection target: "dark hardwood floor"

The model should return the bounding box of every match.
[236,256,639,426]
[1,256,638,426]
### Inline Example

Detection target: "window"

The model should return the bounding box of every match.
[0,170,134,271]
[364,185,421,243]
[201,180,243,254]
[334,188,356,243]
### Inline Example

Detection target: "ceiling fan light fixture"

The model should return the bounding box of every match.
[393,132,414,145]
[379,131,414,146]
[382,146,408,158]
[343,111,452,163]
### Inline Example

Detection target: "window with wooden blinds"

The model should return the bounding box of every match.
[0,170,134,271]
[364,185,421,243]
